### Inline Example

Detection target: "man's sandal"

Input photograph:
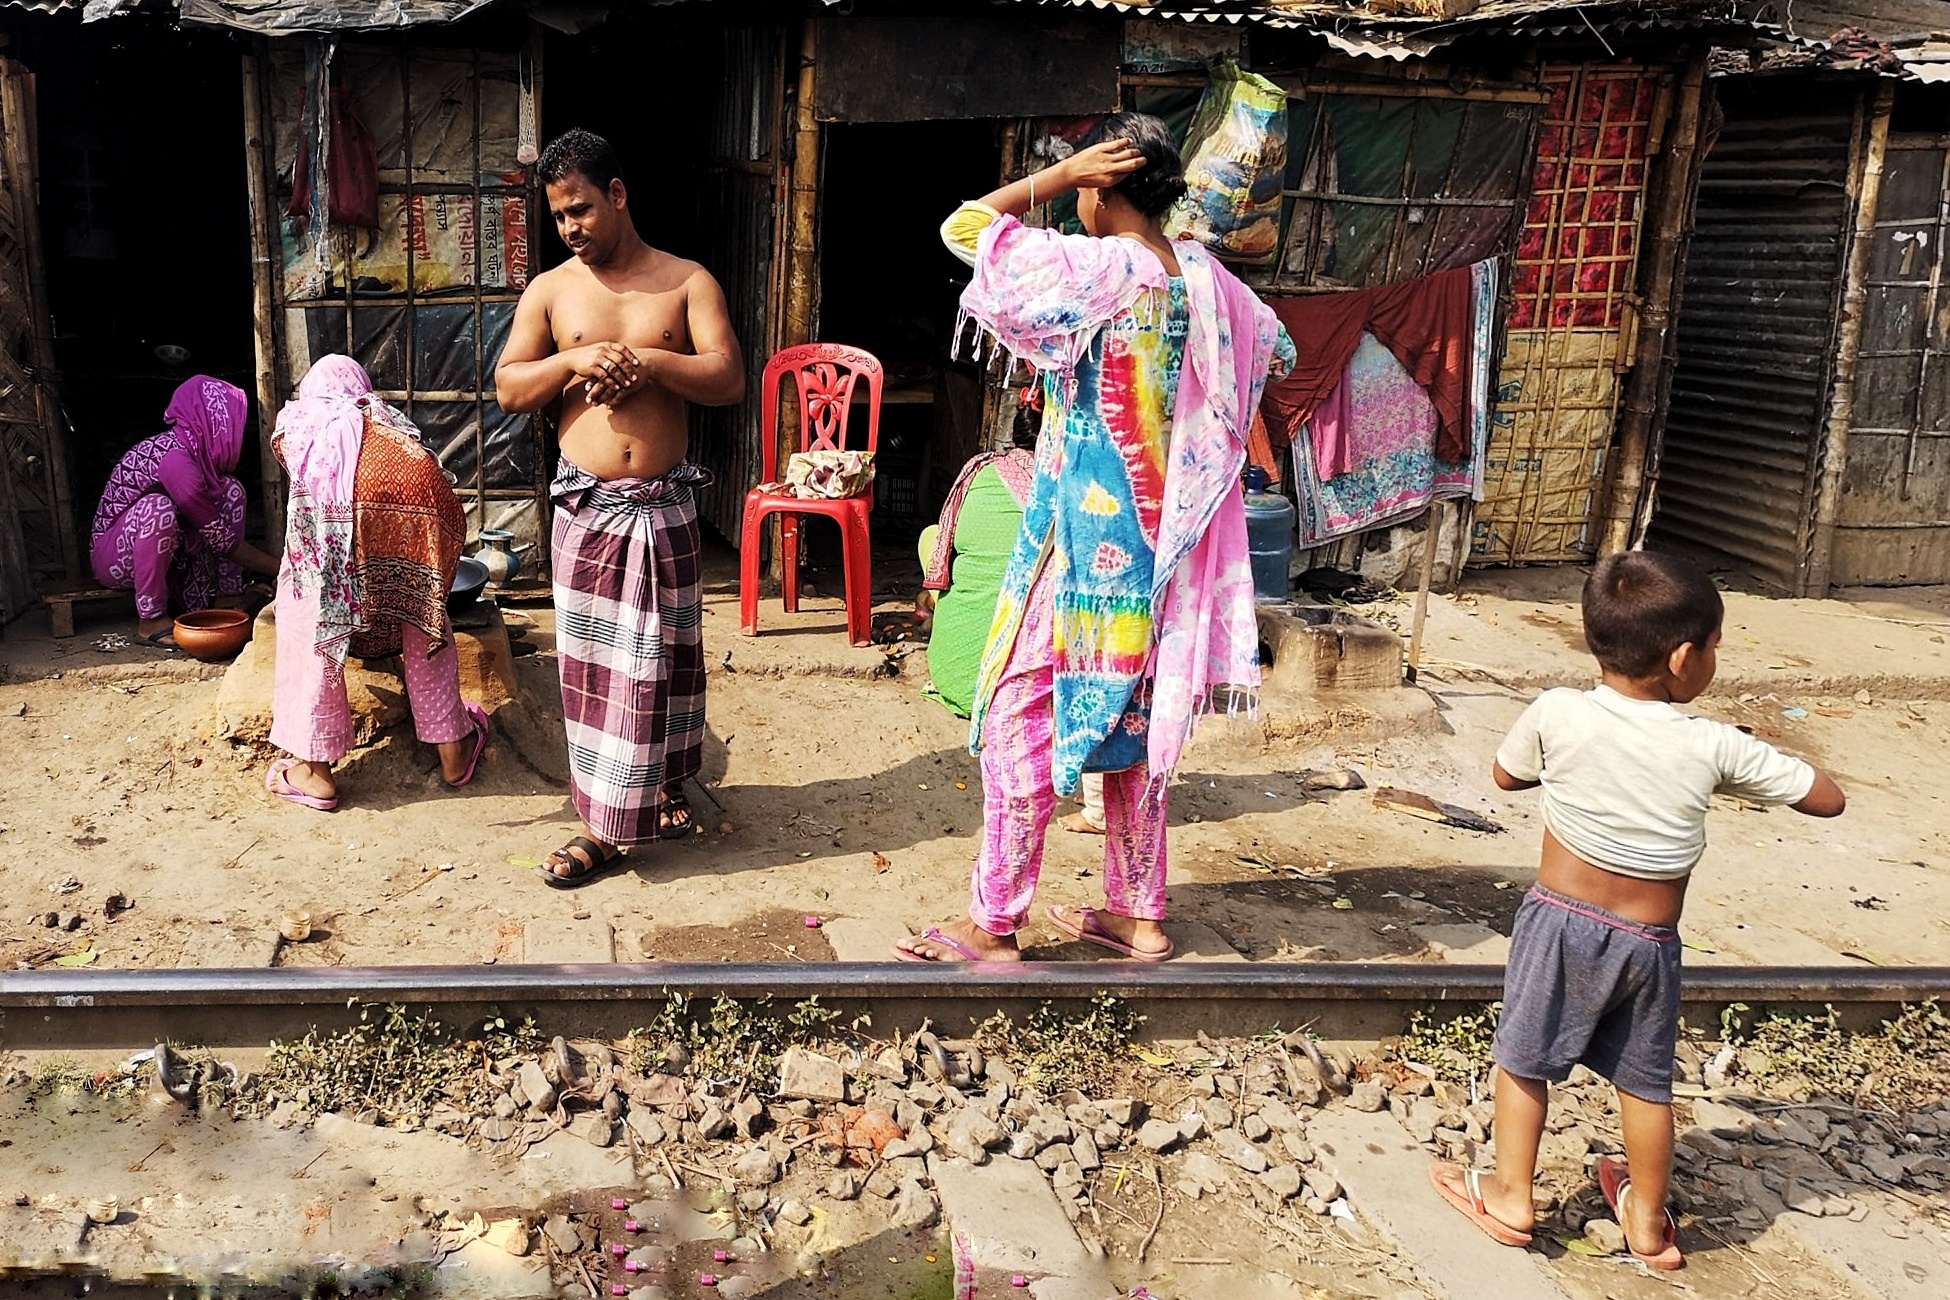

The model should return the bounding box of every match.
[536,836,627,889]
[656,787,695,841]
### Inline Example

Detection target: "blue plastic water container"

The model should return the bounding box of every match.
[1243,486,1296,603]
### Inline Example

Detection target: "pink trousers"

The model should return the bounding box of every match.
[970,577,1169,937]
[269,580,468,764]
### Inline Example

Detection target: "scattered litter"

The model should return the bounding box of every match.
[92,634,131,652]
[51,876,82,895]
[1854,688,1874,705]
[1852,896,1888,911]
[1681,938,1718,955]
[1372,787,1503,833]
[279,911,313,943]
[508,856,539,869]
[954,781,967,790]
[51,945,97,967]
[803,915,822,929]
[872,852,891,874]
[1327,1197,1355,1221]
[1492,880,1515,890]
[1331,897,1354,910]
[1130,1045,1175,1066]
[84,1197,119,1225]
[1781,707,1808,720]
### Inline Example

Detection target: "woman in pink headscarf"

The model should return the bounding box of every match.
[264,354,486,811]
[88,376,280,646]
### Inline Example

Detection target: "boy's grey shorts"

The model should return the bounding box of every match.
[1492,884,1682,1103]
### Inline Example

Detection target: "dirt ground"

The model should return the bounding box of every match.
[2,564,1947,975]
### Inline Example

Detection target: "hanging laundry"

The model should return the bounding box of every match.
[1291,334,1473,546]
[1261,264,1474,462]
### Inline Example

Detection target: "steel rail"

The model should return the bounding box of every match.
[5,963,1948,1051]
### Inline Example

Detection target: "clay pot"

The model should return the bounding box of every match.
[172,608,252,662]
[472,529,533,584]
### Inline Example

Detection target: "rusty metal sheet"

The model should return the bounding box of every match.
[812,13,1119,123]
[1650,80,1859,592]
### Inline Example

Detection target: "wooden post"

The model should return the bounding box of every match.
[1404,502,1442,684]
[781,18,820,353]
[241,46,288,551]
[0,59,78,583]
[766,17,821,577]
[1598,51,1706,555]
[1806,82,1894,598]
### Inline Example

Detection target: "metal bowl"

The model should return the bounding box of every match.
[449,556,489,610]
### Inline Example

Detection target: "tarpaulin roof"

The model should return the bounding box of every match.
[80,0,495,30]
[76,0,1777,51]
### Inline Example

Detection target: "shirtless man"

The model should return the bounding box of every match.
[495,128,744,887]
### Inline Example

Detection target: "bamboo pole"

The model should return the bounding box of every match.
[1597,52,1706,555]
[241,46,288,551]
[1805,82,1895,598]
[0,58,78,583]
[1404,502,1443,685]
[781,19,820,353]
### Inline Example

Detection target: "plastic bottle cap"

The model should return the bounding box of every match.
[700,1274,718,1287]
[623,1219,640,1233]
[611,1198,628,1210]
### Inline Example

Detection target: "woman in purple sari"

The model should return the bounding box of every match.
[88,376,279,646]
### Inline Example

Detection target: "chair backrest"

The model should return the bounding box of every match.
[759,343,884,484]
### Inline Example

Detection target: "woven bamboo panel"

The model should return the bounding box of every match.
[1473,64,1656,565]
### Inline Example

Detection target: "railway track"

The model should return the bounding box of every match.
[5,961,1947,1050]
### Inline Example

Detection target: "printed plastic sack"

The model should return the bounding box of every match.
[1166,62,1289,264]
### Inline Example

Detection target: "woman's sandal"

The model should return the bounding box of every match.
[536,836,628,890]
[444,703,491,788]
[656,786,694,841]
[266,758,338,812]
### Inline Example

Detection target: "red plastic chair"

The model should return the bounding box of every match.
[739,343,883,647]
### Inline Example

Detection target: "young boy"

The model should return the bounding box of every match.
[1432,551,1845,1268]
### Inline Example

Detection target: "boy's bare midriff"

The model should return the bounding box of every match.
[551,275,696,482]
[1535,828,1690,929]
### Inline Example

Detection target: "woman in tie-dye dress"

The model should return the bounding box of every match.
[895,114,1292,964]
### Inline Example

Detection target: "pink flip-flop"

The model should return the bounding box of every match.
[893,926,986,963]
[1429,1162,1533,1247]
[266,758,338,812]
[1596,1156,1685,1269]
[445,702,490,788]
[1044,905,1175,962]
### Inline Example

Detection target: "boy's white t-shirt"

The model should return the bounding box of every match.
[1495,684,1816,880]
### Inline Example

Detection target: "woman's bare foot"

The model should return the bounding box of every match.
[281,759,337,802]
[1047,904,1172,958]
[136,616,176,647]
[1058,810,1106,835]
[893,919,1022,963]
[436,738,472,784]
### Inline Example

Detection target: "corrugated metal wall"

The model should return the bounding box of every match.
[1651,80,1861,590]
[692,26,781,541]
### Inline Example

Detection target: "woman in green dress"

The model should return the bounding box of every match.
[917,425,1036,717]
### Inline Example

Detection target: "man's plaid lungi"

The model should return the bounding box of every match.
[550,458,711,847]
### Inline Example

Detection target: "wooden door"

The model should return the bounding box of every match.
[0,56,77,619]
[1831,136,1950,584]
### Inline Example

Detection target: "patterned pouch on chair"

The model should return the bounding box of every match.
[766,449,875,499]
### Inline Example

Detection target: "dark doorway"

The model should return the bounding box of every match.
[8,14,257,543]
[814,119,1001,587]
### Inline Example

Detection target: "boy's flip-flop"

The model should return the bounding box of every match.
[444,702,491,788]
[265,759,338,812]
[1429,1162,1534,1247]
[537,836,628,890]
[892,927,987,963]
[1044,905,1175,962]
[1596,1156,1685,1269]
